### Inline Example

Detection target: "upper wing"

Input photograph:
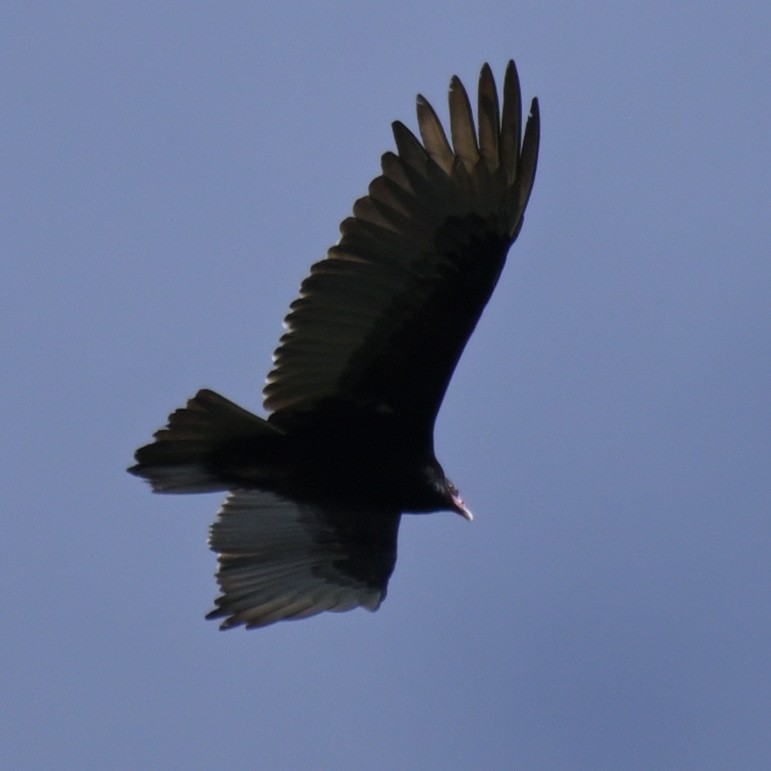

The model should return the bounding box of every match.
[207,490,401,629]
[264,61,539,438]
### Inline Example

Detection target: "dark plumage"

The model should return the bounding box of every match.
[129,61,539,629]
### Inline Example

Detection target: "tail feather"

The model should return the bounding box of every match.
[129,389,282,493]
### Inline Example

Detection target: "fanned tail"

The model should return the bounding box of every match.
[128,389,283,493]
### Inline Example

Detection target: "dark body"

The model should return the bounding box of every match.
[130,61,539,629]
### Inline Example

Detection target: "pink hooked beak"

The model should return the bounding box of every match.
[451,491,474,522]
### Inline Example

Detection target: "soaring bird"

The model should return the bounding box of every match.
[129,60,539,629]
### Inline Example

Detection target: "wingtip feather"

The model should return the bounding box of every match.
[416,94,454,175]
[476,62,500,171]
[500,59,523,183]
[448,74,479,172]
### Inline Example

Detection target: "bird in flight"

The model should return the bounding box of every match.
[129,60,539,629]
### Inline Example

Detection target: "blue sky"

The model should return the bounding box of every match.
[2,3,769,768]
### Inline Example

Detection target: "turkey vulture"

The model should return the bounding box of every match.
[129,60,539,629]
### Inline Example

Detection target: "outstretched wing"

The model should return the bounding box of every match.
[207,490,401,629]
[264,61,539,438]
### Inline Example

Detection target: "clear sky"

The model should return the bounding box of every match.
[2,3,769,769]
